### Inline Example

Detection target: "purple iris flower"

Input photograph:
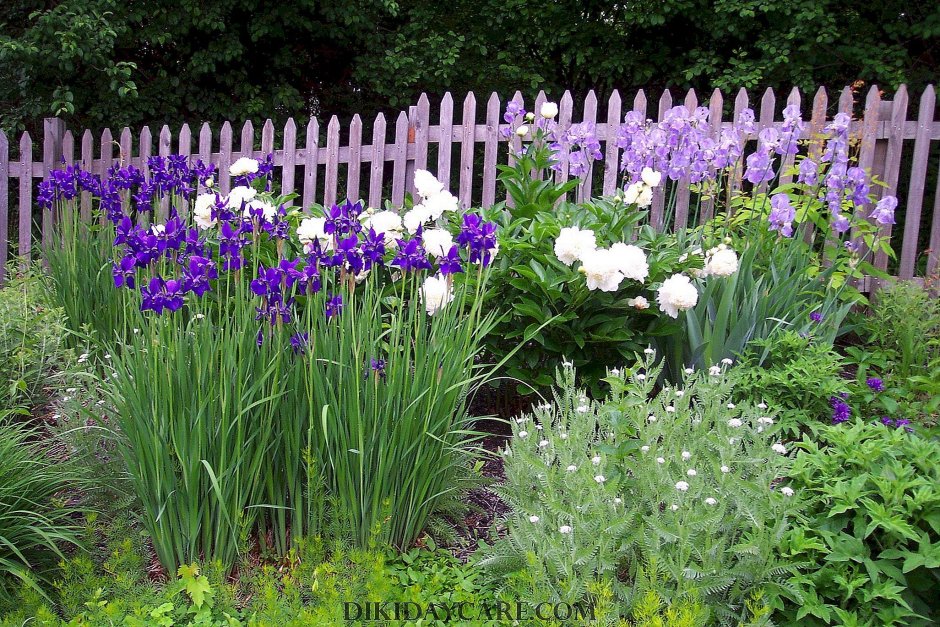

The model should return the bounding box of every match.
[140,276,185,315]
[830,396,852,424]
[360,228,386,269]
[325,294,344,319]
[810,311,823,323]
[866,377,884,392]
[368,358,387,380]
[768,194,796,237]
[290,332,310,355]
[112,255,138,289]
[392,237,433,272]
[181,255,217,297]
[438,245,463,276]
[870,196,897,225]
[456,214,498,266]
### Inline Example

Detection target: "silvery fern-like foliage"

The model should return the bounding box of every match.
[478,352,802,625]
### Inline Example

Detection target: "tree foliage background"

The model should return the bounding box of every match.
[1,0,937,135]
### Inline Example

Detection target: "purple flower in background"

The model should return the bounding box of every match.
[325,294,344,319]
[392,237,433,272]
[797,159,818,186]
[830,212,850,235]
[880,416,894,426]
[768,193,796,237]
[368,358,387,381]
[866,377,885,392]
[181,255,218,297]
[256,328,264,347]
[456,213,498,266]
[870,196,897,225]
[290,332,310,355]
[324,201,364,238]
[112,255,138,289]
[360,228,386,270]
[744,149,775,184]
[438,245,463,276]
[894,418,913,432]
[333,234,365,274]
[810,311,823,323]
[830,396,852,424]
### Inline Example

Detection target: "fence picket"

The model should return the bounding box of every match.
[577,90,598,203]
[899,85,934,279]
[80,130,93,220]
[281,118,297,205]
[324,116,341,208]
[18,133,32,265]
[458,93,476,208]
[219,122,233,194]
[482,93,500,208]
[651,89,673,229]
[369,113,386,209]
[874,85,908,272]
[391,112,409,206]
[347,115,363,204]
[554,91,575,203]
[0,130,7,284]
[700,89,724,222]
[157,125,172,221]
[198,123,212,193]
[928,159,940,278]
[437,93,454,188]
[303,118,319,210]
[730,88,749,197]
[240,121,254,164]
[413,94,431,183]
[602,90,622,197]
[779,88,801,185]
[505,92,524,206]
[261,119,274,160]
[673,89,696,228]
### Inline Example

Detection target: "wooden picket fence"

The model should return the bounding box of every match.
[1,84,939,288]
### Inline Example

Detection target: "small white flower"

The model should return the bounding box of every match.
[560,433,568,440]
[610,368,620,376]
[559,525,572,534]
[721,358,733,365]
[229,157,259,177]
[675,390,685,397]
[538,440,549,448]
[644,347,655,355]
[133,328,140,334]
[656,457,666,464]
[594,475,606,483]
[780,486,794,497]
[592,456,601,465]
[529,515,540,523]
[540,102,559,119]
[96,400,105,406]
[675,481,689,492]
[515,125,530,137]
[727,418,743,428]
[614,497,622,504]
[62,396,70,402]
[757,402,768,409]
[709,365,722,376]
[515,417,527,424]
[66,387,77,393]
[681,451,691,460]
[686,469,697,477]
[641,445,650,452]
[704,497,717,506]
[636,373,646,381]
[758,417,774,426]
[576,405,589,413]
[627,296,650,310]
[648,415,658,423]
[104,354,111,360]
[535,424,543,430]
[518,431,528,438]
[684,368,694,375]
[562,360,574,368]
[726,403,736,409]
[772,443,787,454]
[720,465,730,473]
[566,465,578,472]
[671,504,679,511]
[729,437,737,445]
[195,313,205,320]
[665,406,676,413]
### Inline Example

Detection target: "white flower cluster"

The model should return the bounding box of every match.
[622,167,662,208]
[403,169,459,233]
[554,228,650,293]
[193,183,276,231]
[656,274,699,318]
[701,244,739,277]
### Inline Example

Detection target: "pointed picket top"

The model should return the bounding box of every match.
[858,85,882,171]
[284,117,297,137]
[759,87,775,128]
[198,122,212,154]
[179,123,192,155]
[261,119,275,155]
[159,125,172,157]
[118,127,131,164]
[534,90,548,116]
[82,129,94,153]
[302,117,320,210]
[733,88,749,124]
[633,89,647,116]
[486,92,500,123]
[19,131,31,157]
[100,128,114,176]
[602,89,623,196]
[219,121,234,194]
[62,130,74,163]
[898,84,936,279]
[240,120,254,157]
[281,117,298,203]
[708,89,723,131]
[658,89,673,117]
[837,86,854,115]
[787,86,801,109]
[347,113,363,201]
[683,88,697,112]
[139,126,152,155]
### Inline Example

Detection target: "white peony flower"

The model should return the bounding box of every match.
[540,102,559,119]
[226,185,257,210]
[657,274,699,318]
[628,296,650,310]
[423,190,459,219]
[559,525,572,534]
[637,186,654,208]
[580,248,624,292]
[403,205,432,233]
[772,443,787,454]
[529,515,540,523]
[413,169,444,199]
[623,181,644,205]
[554,226,597,266]
[704,497,717,506]
[641,167,663,187]
[609,242,649,282]
[780,486,794,497]
[204,176,214,189]
[362,210,403,244]
[421,275,454,315]
[421,228,454,257]
[229,157,259,177]
[193,193,218,230]
[515,125,530,137]
[297,217,332,250]
[675,481,689,492]
[704,248,739,277]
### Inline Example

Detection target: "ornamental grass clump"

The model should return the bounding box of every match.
[480,352,802,624]
[38,156,499,569]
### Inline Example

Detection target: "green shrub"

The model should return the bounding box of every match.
[0,267,70,410]
[731,330,846,436]
[479,354,802,624]
[0,421,84,606]
[783,420,940,626]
